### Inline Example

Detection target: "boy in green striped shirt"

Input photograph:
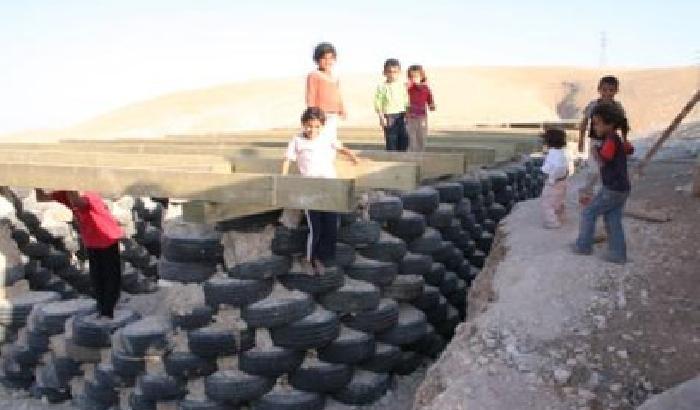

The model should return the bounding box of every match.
[374,58,409,151]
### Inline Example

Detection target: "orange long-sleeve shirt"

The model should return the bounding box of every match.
[306,70,344,114]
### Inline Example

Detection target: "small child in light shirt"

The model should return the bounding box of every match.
[540,129,569,228]
[282,107,359,275]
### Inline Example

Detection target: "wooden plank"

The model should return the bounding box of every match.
[0,163,355,212]
[182,202,280,223]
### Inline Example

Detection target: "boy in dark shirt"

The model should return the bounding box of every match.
[572,102,633,264]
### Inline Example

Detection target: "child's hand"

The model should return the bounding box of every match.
[339,110,347,120]
[379,116,387,128]
[429,104,436,111]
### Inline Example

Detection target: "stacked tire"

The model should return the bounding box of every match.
[158,224,223,284]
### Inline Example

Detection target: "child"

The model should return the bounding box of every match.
[374,58,410,151]
[578,76,628,198]
[36,189,124,318]
[282,107,359,274]
[572,102,633,264]
[540,129,569,229]
[406,65,436,152]
[306,42,345,141]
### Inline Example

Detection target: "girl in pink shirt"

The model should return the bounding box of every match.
[306,42,346,141]
[406,65,436,152]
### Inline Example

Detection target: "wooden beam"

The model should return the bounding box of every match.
[0,163,355,212]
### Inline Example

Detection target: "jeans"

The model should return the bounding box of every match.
[87,242,122,317]
[575,187,629,261]
[383,113,409,151]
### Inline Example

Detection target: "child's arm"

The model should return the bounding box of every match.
[282,139,296,175]
[337,147,359,165]
[597,138,617,162]
[374,85,387,127]
[427,87,436,111]
[305,73,317,108]
[578,117,588,153]
[281,159,291,176]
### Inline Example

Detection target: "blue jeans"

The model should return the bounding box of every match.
[383,113,409,151]
[575,187,629,261]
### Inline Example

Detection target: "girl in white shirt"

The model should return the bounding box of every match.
[540,129,570,228]
[282,107,359,274]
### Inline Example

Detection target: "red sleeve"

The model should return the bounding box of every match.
[305,73,317,107]
[598,138,617,162]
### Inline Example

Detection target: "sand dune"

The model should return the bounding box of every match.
[3,66,698,142]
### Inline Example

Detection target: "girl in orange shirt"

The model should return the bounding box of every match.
[306,42,346,140]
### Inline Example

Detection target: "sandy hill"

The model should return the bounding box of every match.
[3,66,698,142]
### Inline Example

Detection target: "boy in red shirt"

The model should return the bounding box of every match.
[36,189,124,318]
[406,65,435,152]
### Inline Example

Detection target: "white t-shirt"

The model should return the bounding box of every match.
[541,148,569,184]
[285,132,341,178]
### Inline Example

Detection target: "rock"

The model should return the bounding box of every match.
[554,368,571,385]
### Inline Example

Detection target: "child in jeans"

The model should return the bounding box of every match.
[36,189,124,318]
[540,129,569,228]
[306,42,346,141]
[374,58,409,151]
[406,65,435,152]
[572,102,634,264]
[282,107,359,274]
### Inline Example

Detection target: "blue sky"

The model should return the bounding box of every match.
[1,0,698,133]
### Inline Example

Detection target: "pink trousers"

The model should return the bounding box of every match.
[541,180,567,228]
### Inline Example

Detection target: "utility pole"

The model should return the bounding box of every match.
[599,31,608,67]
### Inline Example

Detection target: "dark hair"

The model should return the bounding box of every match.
[598,75,619,89]
[383,58,401,72]
[313,42,336,63]
[591,101,629,133]
[541,129,567,149]
[301,107,326,125]
[407,64,427,83]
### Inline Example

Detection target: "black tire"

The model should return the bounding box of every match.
[21,239,50,259]
[253,389,325,410]
[412,285,441,311]
[335,243,356,267]
[11,225,31,248]
[270,306,340,350]
[487,170,509,190]
[240,345,304,377]
[482,218,496,233]
[119,316,172,356]
[386,210,426,242]
[477,231,494,252]
[457,176,482,200]
[440,271,459,295]
[203,276,274,308]
[177,399,229,410]
[128,388,156,410]
[453,199,472,218]
[40,247,70,270]
[447,279,467,308]
[392,350,424,375]
[332,370,391,406]
[188,326,239,358]
[424,296,449,324]
[400,187,440,214]
[164,351,217,379]
[289,359,353,393]
[433,181,464,203]
[228,255,291,280]
[0,291,61,328]
[356,232,407,263]
[72,309,141,348]
[494,186,514,205]
[35,298,97,335]
[83,380,118,406]
[161,236,222,264]
[171,305,214,330]
[469,249,486,268]
[435,305,461,338]
[159,257,216,283]
[399,252,432,276]
[138,225,162,257]
[271,226,308,256]
[318,326,376,365]
[463,239,477,258]
[456,262,473,282]
[408,227,442,255]
[214,210,282,232]
[423,262,446,287]
[466,223,483,241]
[1,344,42,366]
[242,290,314,329]
[487,203,508,222]
[368,195,403,222]
[344,256,398,287]
[427,203,455,229]
[94,361,131,389]
[408,328,447,359]
[382,275,425,302]
[137,373,186,401]
[478,174,493,195]
[338,219,381,246]
[439,218,463,242]
[111,346,146,380]
[25,328,51,352]
[432,241,456,265]
[278,266,344,295]
[376,304,428,346]
[319,278,380,314]
[342,298,399,333]
[359,342,401,373]
[205,370,274,404]
[484,190,496,207]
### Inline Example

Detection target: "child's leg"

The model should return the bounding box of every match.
[602,191,629,262]
[87,248,106,315]
[406,117,419,152]
[305,210,323,264]
[100,243,122,317]
[553,180,567,223]
[575,188,620,253]
[316,212,338,265]
[397,113,410,152]
[383,115,398,151]
[417,116,427,151]
[540,184,561,228]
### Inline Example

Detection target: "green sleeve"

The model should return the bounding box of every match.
[374,84,385,113]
